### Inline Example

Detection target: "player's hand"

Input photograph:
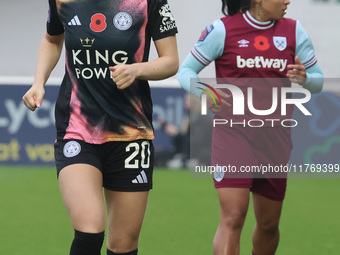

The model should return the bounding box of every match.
[287,56,307,85]
[164,123,179,136]
[109,64,138,90]
[22,85,45,111]
[203,89,231,114]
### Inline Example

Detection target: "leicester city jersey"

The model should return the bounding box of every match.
[47,0,178,143]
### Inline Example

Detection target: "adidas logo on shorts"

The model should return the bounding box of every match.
[132,170,148,184]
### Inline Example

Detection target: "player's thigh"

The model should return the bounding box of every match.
[217,187,250,228]
[104,190,149,250]
[252,192,283,230]
[58,164,106,232]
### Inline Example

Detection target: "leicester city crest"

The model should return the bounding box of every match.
[113,12,133,31]
[273,36,287,51]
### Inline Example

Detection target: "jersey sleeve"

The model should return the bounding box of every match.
[296,21,323,93]
[147,0,178,40]
[296,20,317,69]
[190,19,226,66]
[47,0,64,36]
[177,19,225,98]
[177,54,206,98]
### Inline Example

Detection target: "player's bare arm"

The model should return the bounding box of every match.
[110,35,179,90]
[23,32,64,111]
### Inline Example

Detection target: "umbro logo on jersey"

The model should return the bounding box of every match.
[68,15,81,26]
[132,170,148,184]
[238,39,249,47]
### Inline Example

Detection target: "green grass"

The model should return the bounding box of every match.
[0,166,339,254]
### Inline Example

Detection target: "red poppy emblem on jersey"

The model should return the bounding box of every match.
[90,13,107,32]
[254,36,270,51]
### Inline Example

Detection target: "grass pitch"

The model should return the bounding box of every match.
[0,166,339,254]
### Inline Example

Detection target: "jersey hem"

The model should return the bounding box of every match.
[60,134,155,144]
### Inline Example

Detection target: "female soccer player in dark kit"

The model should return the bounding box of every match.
[178,0,323,254]
[22,0,178,254]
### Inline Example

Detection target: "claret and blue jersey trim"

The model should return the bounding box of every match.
[243,11,275,30]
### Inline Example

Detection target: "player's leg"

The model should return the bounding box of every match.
[250,127,290,255]
[58,164,106,255]
[102,139,154,254]
[213,187,250,255]
[55,139,106,255]
[105,190,149,254]
[251,192,283,255]
[211,124,256,255]
[59,163,106,232]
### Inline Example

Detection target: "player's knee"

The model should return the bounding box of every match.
[71,212,106,233]
[70,230,105,255]
[221,209,247,231]
[107,249,138,255]
[107,234,139,254]
[256,219,280,235]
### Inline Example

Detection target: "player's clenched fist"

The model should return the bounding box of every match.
[22,85,45,111]
[110,64,139,90]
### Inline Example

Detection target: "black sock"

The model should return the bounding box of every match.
[70,230,105,255]
[107,249,138,255]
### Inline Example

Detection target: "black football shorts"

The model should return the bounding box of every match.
[54,139,154,191]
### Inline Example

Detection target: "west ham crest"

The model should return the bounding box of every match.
[273,36,287,51]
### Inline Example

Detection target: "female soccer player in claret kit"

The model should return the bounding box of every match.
[178,0,323,254]
[22,0,178,254]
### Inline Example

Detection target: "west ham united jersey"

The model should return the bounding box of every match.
[190,11,319,123]
[47,0,177,143]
